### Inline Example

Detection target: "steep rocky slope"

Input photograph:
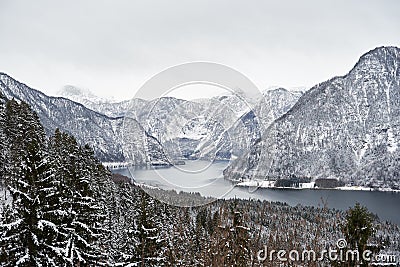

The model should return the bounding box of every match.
[224,46,400,189]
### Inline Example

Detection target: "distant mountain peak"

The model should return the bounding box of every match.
[61,85,96,97]
[57,85,117,105]
[263,86,307,95]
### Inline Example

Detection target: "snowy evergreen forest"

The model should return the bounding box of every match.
[0,93,399,266]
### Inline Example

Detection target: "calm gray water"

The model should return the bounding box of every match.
[113,160,400,225]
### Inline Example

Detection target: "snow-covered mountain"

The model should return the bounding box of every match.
[224,46,400,190]
[226,88,303,159]
[58,85,114,105]
[262,88,303,122]
[57,83,303,162]
[133,95,242,161]
[0,73,168,164]
[57,85,147,118]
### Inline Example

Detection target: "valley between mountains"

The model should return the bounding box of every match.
[1,46,400,191]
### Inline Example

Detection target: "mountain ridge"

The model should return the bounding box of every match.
[0,72,121,119]
[224,46,400,190]
[0,73,169,164]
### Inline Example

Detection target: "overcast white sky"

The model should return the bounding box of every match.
[0,0,399,100]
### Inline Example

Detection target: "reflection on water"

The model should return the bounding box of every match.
[113,160,400,225]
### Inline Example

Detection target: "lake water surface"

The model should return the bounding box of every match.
[113,160,400,225]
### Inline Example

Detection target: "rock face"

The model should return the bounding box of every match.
[132,92,301,161]
[261,88,303,125]
[227,88,303,158]
[0,73,168,164]
[224,46,400,190]
[121,95,247,161]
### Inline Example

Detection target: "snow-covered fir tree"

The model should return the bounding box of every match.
[0,101,108,266]
[48,129,106,265]
[0,99,62,266]
[135,190,165,267]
